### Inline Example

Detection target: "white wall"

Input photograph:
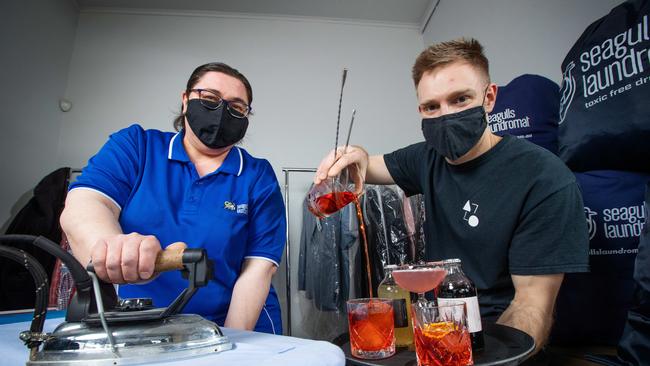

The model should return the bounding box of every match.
[0,0,79,229]
[57,9,424,336]
[422,0,623,85]
[3,0,625,338]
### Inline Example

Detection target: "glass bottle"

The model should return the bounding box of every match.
[378,264,414,349]
[438,258,485,351]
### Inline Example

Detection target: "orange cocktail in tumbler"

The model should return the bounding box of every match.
[347,298,396,359]
[412,301,473,366]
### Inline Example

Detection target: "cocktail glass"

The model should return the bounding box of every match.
[392,262,447,307]
[307,165,363,218]
[346,298,396,359]
[411,301,473,366]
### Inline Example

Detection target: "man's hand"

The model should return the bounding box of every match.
[497,274,564,355]
[314,145,394,191]
[315,146,369,195]
[90,232,170,284]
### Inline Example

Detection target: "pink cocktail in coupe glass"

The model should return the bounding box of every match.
[392,262,447,307]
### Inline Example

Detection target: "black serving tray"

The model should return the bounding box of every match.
[337,322,535,366]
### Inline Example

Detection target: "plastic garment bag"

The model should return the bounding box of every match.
[48,235,75,309]
[297,185,427,341]
[298,194,359,340]
[405,192,427,264]
[362,185,426,293]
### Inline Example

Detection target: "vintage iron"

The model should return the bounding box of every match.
[0,235,232,365]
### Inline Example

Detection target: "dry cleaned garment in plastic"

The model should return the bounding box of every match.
[298,186,427,307]
[362,185,413,292]
[298,196,359,312]
[297,185,427,340]
[298,195,360,341]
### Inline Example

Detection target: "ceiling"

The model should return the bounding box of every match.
[76,0,435,27]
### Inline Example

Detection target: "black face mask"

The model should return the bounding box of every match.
[185,99,249,149]
[421,105,487,160]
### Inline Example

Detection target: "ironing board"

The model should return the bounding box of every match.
[0,312,345,366]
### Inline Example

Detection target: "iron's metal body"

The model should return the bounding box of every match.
[27,314,232,365]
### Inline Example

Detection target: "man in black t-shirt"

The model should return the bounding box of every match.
[314,38,589,355]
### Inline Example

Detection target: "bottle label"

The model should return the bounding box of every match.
[438,296,483,334]
[391,299,409,328]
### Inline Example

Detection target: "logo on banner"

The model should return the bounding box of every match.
[488,108,532,134]
[584,206,598,240]
[559,61,576,124]
[603,204,645,239]
[564,15,650,114]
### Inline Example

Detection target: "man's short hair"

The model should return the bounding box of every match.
[412,38,490,87]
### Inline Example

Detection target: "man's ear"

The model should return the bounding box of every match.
[484,83,498,114]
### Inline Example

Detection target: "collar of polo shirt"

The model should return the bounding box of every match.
[167,130,244,176]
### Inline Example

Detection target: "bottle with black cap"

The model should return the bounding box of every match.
[437,258,484,351]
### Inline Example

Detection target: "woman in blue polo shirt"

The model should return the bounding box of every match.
[60,62,286,334]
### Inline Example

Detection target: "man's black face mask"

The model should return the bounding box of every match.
[421,84,490,161]
[421,105,488,160]
[185,99,248,149]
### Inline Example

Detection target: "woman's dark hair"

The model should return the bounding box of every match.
[173,62,253,131]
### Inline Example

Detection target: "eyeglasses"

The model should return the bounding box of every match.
[191,88,251,118]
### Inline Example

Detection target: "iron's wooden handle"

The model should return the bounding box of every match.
[154,243,187,272]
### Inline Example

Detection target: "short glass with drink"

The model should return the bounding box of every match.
[346,298,396,359]
[411,301,473,366]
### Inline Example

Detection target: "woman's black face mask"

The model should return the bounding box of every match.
[185,99,248,149]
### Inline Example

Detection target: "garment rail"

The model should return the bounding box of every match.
[281,167,317,336]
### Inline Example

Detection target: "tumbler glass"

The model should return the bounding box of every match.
[347,298,396,359]
[411,301,473,366]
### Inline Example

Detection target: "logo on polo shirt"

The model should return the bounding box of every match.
[224,201,236,211]
[462,200,479,228]
[223,201,248,215]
